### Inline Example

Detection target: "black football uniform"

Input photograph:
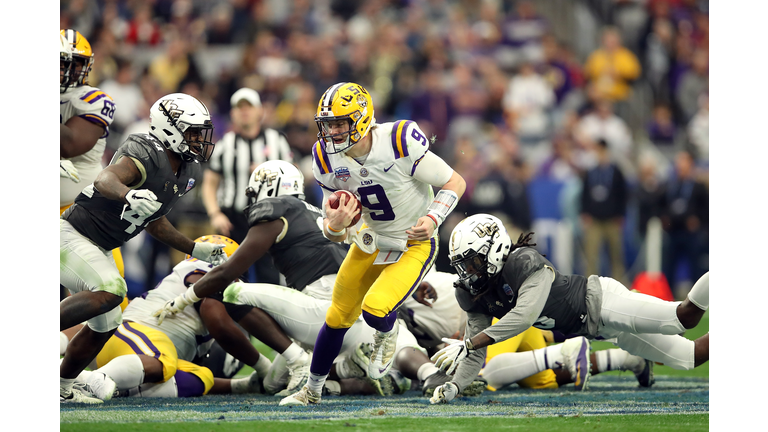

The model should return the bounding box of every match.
[455,247,588,336]
[62,133,202,250]
[244,195,348,290]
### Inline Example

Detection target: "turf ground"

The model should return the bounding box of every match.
[60,313,708,431]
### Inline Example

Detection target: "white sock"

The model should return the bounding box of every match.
[126,377,178,398]
[595,349,628,373]
[688,272,709,310]
[417,362,440,382]
[97,354,145,390]
[60,377,75,395]
[60,332,69,356]
[306,372,327,394]
[483,352,543,389]
[252,354,272,377]
[532,344,566,370]
[282,343,304,364]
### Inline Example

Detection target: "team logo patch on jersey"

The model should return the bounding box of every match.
[503,284,513,296]
[334,166,351,182]
[362,233,374,246]
[185,178,195,192]
[360,168,369,177]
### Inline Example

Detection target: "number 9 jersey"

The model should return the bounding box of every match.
[60,84,116,208]
[312,120,447,241]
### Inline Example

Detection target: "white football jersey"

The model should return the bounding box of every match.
[122,259,213,362]
[402,269,465,348]
[60,85,115,207]
[311,120,434,241]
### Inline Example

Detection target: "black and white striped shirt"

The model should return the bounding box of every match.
[207,128,294,212]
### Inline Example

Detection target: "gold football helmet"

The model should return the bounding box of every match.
[315,82,375,154]
[185,235,240,261]
[60,29,94,89]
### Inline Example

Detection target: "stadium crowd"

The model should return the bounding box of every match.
[60,0,709,405]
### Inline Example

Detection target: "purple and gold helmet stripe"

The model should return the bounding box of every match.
[390,120,412,159]
[80,114,109,128]
[321,82,347,109]
[312,141,332,174]
[391,238,438,312]
[115,322,161,359]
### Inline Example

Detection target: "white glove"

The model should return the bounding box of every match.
[124,189,162,218]
[191,242,227,266]
[60,160,80,183]
[431,337,472,375]
[153,285,200,325]
[429,382,459,404]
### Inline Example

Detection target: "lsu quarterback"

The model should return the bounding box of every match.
[280,82,466,406]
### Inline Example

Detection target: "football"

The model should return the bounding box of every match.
[328,190,362,227]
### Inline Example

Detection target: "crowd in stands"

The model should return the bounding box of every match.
[60,0,709,297]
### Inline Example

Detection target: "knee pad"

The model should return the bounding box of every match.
[98,276,128,299]
[86,304,122,333]
[325,304,358,329]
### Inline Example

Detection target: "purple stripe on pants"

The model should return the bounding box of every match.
[175,370,205,397]
[309,324,349,376]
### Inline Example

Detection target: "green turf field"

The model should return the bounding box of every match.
[60,313,708,431]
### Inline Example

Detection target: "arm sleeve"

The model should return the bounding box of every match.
[451,311,493,393]
[412,151,454,187]
[481,267,554,343]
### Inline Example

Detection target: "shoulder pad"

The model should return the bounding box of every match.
[245,197,289,226]
[311,140,333,175]
[388,120,430,161]
[67,86,115,129]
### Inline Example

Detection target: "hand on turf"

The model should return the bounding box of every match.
[431,338,470,375]
[429,382,459,404]
[124,189,162,218]
[191,242,227,266]
[60,160,80,183]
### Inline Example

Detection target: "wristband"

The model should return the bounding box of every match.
[184,284,201,303]
[426,213,439,229]
[327,224,346,237]
[464,338,475,351]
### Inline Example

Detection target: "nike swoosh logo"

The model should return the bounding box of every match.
[384,164,395,172]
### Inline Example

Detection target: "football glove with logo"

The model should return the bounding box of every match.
[124,190,162,218]
[191,242,227,266]
[431,338,474,375]
[429,382,459,404]
[153,285,200,325]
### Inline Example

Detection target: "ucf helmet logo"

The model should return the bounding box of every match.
[159,99,183,121]
[257,168,277,186]
[472,222,499,238]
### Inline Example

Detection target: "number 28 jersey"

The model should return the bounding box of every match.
[60,85,116,207]
[312,120,434,241]
[62,133,202,251]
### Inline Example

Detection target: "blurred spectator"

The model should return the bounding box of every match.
[579,139,628,284]
[539,35,577,107]
[502,61,556,143]
[202,88,293,285]
[575,99,634,174]
[408,68,453,155]
[206,2,236,45]
[583,26,641,105]
[646,103,677,147]
[125,2,163,46]
[660,150,708,295]
[675,48,708,123]
[642,14,676,103]
[497,0,549,69]
[635,155,666,239]
[148,34,202,93]
[686,92,708,164]
[99,59,143,137]
[537,134,582,182]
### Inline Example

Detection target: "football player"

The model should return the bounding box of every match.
[277,81,466,406]
[59,29,127,298]
[153,160,348,397]
[72,236,263,399]
[60,92,225,403]
[428,214,709,404]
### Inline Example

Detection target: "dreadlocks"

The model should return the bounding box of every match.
[511,232,542,256]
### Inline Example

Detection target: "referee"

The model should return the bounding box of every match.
[202,87,294,284]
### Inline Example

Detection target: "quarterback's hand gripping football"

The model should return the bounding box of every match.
[60,160,80,183]
[429,382,459,404]
[153,285,200,325]
[431,337,473,375]
[124,189,162,218]
[191,242,227,266]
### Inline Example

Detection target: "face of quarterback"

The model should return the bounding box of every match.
[323,119,353,145]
